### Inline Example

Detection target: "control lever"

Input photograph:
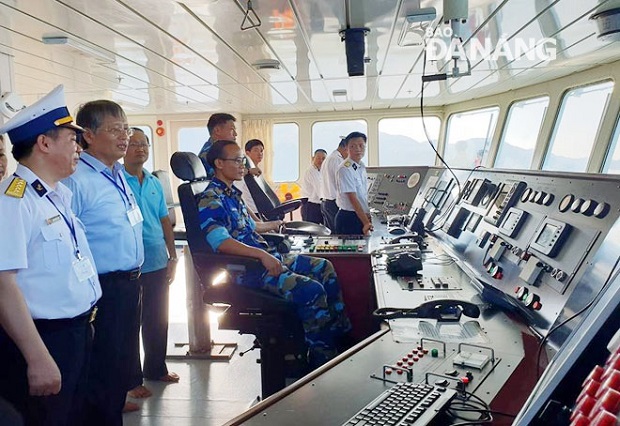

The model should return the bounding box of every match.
[373,299,481,322]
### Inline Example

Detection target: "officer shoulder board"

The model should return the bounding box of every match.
[4,177,27,198]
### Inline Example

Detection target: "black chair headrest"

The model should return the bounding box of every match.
[170,152,207,182]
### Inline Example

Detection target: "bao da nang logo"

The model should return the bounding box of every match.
[425,27,557,62]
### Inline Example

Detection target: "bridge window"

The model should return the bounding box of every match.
[543,81,614,172]
[312,120,368,164]
[495,97,549,170]
[445,107,500,168]
[177,126,210,155]
[602,117,620,174]
[272,123,299,182]
[378,117,441,166]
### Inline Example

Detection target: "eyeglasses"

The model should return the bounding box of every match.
[128,142,150,148]
[101,126,134,138]
[220,157,245,165]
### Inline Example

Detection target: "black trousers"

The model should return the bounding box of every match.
[83,273,140,426]
[335,209,364,235]
[301,201,324,224]
[320,199,339,231]
[129,268,170,386]
[0,312,93,426]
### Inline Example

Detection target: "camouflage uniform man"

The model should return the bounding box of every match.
[197,140,351,366]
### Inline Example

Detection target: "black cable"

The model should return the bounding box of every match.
[420,41,462,196]
[535,255,620,379]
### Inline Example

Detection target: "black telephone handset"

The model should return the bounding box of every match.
[373,299,480,322]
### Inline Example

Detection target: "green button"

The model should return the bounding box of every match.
[431,348,439,357]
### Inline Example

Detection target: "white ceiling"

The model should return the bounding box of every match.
[0,0,618,115]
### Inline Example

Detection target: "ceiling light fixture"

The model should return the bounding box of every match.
[42,36,115,63]
[398,7,436,47]
[252,59,281,70]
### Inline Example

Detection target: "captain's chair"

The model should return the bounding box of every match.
[170,151,307,398]
[244,157,332,236]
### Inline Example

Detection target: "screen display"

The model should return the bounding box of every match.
[536,223,559,246]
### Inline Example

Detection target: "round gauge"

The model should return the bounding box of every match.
[571,198,584,213]
[594,202,611,219]
[559,194,575,212]
[542,193,555,206]
[407,173,421,188]
[580,199,598,216]
[521,188,532,203]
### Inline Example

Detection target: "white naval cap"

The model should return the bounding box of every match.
[0,85,83,146]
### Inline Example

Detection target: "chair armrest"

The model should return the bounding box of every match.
[267,199,302,217]
[192,251,262,272]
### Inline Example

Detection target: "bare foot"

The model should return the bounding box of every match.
[122,401,140,413]
[158,372,180,383]
[127,385,152,398]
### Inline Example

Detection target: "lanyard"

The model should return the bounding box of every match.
[45,194,82,259]
[81,158,133,208]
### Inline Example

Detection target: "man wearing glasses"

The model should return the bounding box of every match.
[63,101,144,426]
[123,128,179,408]
[197,140,352,368]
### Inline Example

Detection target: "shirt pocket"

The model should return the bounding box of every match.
[40,222,64,269]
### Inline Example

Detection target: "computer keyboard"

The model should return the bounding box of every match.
[342,382,456,426]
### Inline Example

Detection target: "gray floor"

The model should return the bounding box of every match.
[123,252,262,426]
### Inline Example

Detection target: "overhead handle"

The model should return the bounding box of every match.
[241,0,261,30]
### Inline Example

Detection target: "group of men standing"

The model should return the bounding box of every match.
[0,86,177,425]
[0,84,371,426]
[302,131,373,236]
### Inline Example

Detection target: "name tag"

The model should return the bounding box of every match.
[127,206,143,227]
[73,256,96,282]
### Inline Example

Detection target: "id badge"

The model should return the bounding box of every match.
[127,206,143,226]
[73,256,96,282]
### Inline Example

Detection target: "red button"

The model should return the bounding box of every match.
[584,366,605,386]
[596,388,620,415]
[581,379,602,399]
[570,412,589,426]
[396,360,403,366]
[532,301,542,310]
[396,369,403,375]
[385,368,392,375]
[407,361,414,366]
[461,377,470,384]
[589,408,617,425]
[571,395,596,419]
[597,370,620,399]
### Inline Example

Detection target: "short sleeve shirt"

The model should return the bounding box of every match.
[0,164,101,319]
[336,158,369,212]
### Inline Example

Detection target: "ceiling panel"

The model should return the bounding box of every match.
[0,0,617,114]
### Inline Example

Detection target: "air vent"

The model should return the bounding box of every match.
[252,59,281,70]
[332,89,348,98]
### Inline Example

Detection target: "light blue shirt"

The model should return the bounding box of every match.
[0,164,101,319]
[124,169,169,273]
[63,152,144,274]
